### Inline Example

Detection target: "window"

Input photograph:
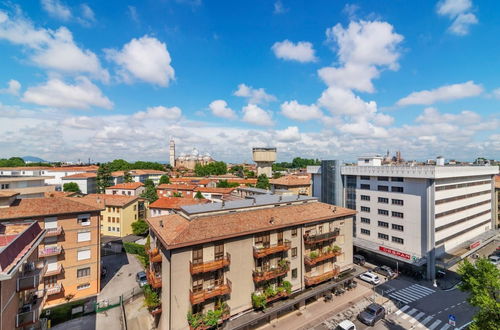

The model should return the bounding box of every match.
[377,185,389,191]
[116,218,120,223]
[377,176,389,181]
[360,228,370,235]
[360,217,370,224]
[392,236,404,244]
[77,249,91,261]
[391,177,404,182]
[391,186,404,193]
[77,231,91,242]
[214,243,224,260]
[78,214,91,226]
[107,216,110,222]
[378,233,389,240]
[108,227,111,231]
[378,197,389,204]
[392,199,404,206]
[378,209,389,216]
[292,268,297,279]
[360,176,370,180]
[361,195,370,201]
[291,247,297,258]
[192,247,203,265]
[1,184,10,189]
[133,205,137,211]
[360,184,370,190]
[392,211,404,218]
[107,207,111,212]
[378,221,389,228]
[291,228,297,237]
[392,224,404,231]
[77,283,90,290]
[255,233,264,244]
[360,206,370,212]
[277,231,284,244]
[77,267,91,278]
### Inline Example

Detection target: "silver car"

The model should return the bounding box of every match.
[358,271,380,285]
[136,271,147,287]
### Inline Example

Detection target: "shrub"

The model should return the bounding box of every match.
[143,285,160,308]
[251,293,267,309]
[187,311,203,328]
[264,286,276,297]
[281,281,292,294]
[309,251,319,259]
[131,220,149,235]
[332,245,341,252]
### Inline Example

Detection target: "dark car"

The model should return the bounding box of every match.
[353,254,366,266]
[373,265,395,278]
[357,303,385,326]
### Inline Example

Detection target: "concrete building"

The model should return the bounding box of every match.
[0,176,55,198]
[42,166,99,188]
[146,195,355,330]
[269,175,312,196]
[149,197,210,217]
[308,160,344,207]
[112,170,167,185]
[0,166,49,177]
[495,175,500,229]
[105,182,145,196]
[0,196,102,307]
[0,221,46,330]
[157,184,198,198]
[311,157,498,279]
[61,172,97,194]
[252,147,277,178]
[194,187,236,202]
[232,187,271,199]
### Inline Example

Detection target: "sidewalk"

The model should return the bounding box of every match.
[124,295,154,330]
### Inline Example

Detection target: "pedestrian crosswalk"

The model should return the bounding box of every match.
[388,283,435,304]
[391,304,452,330]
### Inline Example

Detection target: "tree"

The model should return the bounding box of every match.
[63,182,81,193]
[140,179,158,203]
[131,220,149,235]
[159,175,170,184]
[194,161,227,176]
[457,258,500,330]
[173,192,182,197]
[273,172,283,179]
[256,174,270,189]
[96,164,113,193]
[194,191,204,199]
[108,159,131,172]
[123,171,133,183]
[216,180,239,188]
[0,157,25,167]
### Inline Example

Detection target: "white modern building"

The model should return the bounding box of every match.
[0,176,55,198]
[310,156,498,279]
[61,173,97,194]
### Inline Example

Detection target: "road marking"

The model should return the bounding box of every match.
[401,308,418,320]
[421,315,434,325]
[451,305,456,308]
[413,284,436,294]
[428,319,442,330]
[389,292,413,304]
[409,311,425,324]
[444,307,449,311]
[395,305,410,316]
[440,324,451,330]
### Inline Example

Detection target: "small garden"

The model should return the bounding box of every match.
[123,240,149,268]
[187,302,230,329]
[309,245,342,259]
[251,280,292,310]
[143,284,161,311]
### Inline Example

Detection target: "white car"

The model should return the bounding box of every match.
[358,271,380,285]
[336,320,356,330]
[488,255,500,265]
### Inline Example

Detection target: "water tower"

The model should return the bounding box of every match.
[252,147,277,177]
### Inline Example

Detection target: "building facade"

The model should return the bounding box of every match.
[105,182,145,196]
[0,176,55,198]
[269,175,312,196]
[61,173,97,194]
[169,139,215,170]
[146,195,355,330]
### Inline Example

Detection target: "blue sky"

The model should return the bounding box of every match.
[0,0,498,163]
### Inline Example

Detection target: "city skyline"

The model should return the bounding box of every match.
[0,0,499,163]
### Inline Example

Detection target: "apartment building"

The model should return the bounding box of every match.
[105,182,145,196]
[194,187,236,202]
[0,167,49,177]
[269,175,312,196]
[495,175,500,229]
[338,156,499,279]
[0,196,102,307]
[76,194,147,237]
[157,184,198,198]
[149,197,209,217]
[112,170,167,185]
[0,221,46,330]
[0,176,55,198]
[146,195,355,330]
[42,166,99,188]
[61,173,97,194]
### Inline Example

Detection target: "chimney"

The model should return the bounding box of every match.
[269,217,275,225]
[332,206,337,213]
[160,220,163,228]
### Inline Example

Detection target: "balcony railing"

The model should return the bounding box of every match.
[253,262,290,283]
[253,240,291,258]
[146,269,162,289]
[304,250,342,266]
[45,283,64,296]
[39,246,63,258]
[304,266,340,286]
[148,248,162,263]
[17,261,47,292]
[189,279,232,305]
[190,253,231,275]
[16,309,39,328]
[304,228,340,244]
[149,306,162,316]
[45,226,63,237]
[44,264,64,277]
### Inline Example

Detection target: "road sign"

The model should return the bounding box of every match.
[449,314,456,326]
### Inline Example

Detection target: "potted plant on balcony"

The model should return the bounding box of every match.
[251,293,267,310]
[143,285,160,310]
[278,258,289,270]
[187,311,203,329]
[281,280,292,294]
[332,245,341,254]
[309,251,319,259]
[204,309,222,328]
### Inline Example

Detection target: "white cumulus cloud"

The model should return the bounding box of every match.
[133,106,182,121]
[396,81,483,106]
[208,100,236,119]
[22,77,113,110]
[242,104,274,126]
[271,40,317,63]
[41,0,72,21]
[280,100,323,121]
[437,0,477,36]
[106,35,175,87]
[234,84,276,105]
[318,87,376,116]
[275,126,301,142]
[0,80,21,95]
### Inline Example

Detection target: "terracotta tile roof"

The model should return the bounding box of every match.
[226,178,257,184]
[62,172,97,179]
[149,197,210,210]
[270,175,311,186]
[46,166,99,172]
[75,194,141,208]
[112,171,125,177]
[194,187,235,194]
[0,190,19,198]
[495,175,500,189]
[107,182,144,190]
[0,166,51,171]
[0,197,102,220]
[131,169,166,175]
[147,201,355,249]
[169,178,214,185]
[157,184,197,191]
[44,191,78,198]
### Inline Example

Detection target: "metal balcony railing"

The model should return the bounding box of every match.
[304,266,340,286]
[39,246,63,257]
[189,279,232,305]
[45,283,63,296]
[44,226,63,237]
[17,261,47,292]
[303,228,340,244]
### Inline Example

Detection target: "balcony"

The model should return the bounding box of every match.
[190,253,231,275]
[304,249,342,266]
[17,261,47,292]
[146,269,162,289]
[44,264,63,277]
[304,229,340,245]
[253,261,290,283]
[148,248,162,263]
[189,279,232,305]
[46,283,64,296]
[16,309,39,328]
[253,240,291,258]
[304,266,340,286]
[45,226,63,237]
[39,246,63,258]
[149,306,162,316]
[16,291,46,327]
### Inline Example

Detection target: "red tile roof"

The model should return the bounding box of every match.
[157,184,197,191]
[270,175,311,186]
[75,194,141,208]
[0,221,44,273]
[46,166,99,172]
[147,201,355,249]
[149,197,210,210]
[62,172,97,179]
[0,190,19,198]
[107,182,144,190]
[194,187,235,194]
[44,191,79,198]
[495,175,500,189]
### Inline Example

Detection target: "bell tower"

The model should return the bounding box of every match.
[169,138,175,167]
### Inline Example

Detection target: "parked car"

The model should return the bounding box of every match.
[101,266,107,278]
[136,271,148,287]
[488,255,500,265]
[353,254,366,266]
[357,303,385,326]
[336,320,357,330]
[358,271,380,285]
[373,265,395,278]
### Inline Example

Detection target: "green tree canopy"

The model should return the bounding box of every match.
[0,157,26,167]
[140,179,158,203]
[216,180,239,188]
[272,157,320,171]
[105,159,166,172]
[96,164,113,193]
[194,191,204,199]
[123,171,133,183]
[457,258,500,330]
[256,174,270,190]
[194,161,227,176]
[131,220,149,236]
[159,175,170,184]
[63,182,81,193]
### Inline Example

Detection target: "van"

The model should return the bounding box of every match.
[353,254,366,266]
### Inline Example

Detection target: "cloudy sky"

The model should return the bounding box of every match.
[0,0,499,163]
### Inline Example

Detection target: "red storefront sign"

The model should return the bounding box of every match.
[379,246,411,260]
[469,241,481,250]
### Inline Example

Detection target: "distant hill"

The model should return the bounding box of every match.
[22,156,47,163]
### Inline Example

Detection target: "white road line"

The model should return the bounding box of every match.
[389,292,413,304]
[395,305,410,316]
[401,290,427,299]
[409,312,425,324]
[401,308,418,320]
[428,319,442,330]
[440,324,451,330]
[413,284,435,293]
[421,315,434,325]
